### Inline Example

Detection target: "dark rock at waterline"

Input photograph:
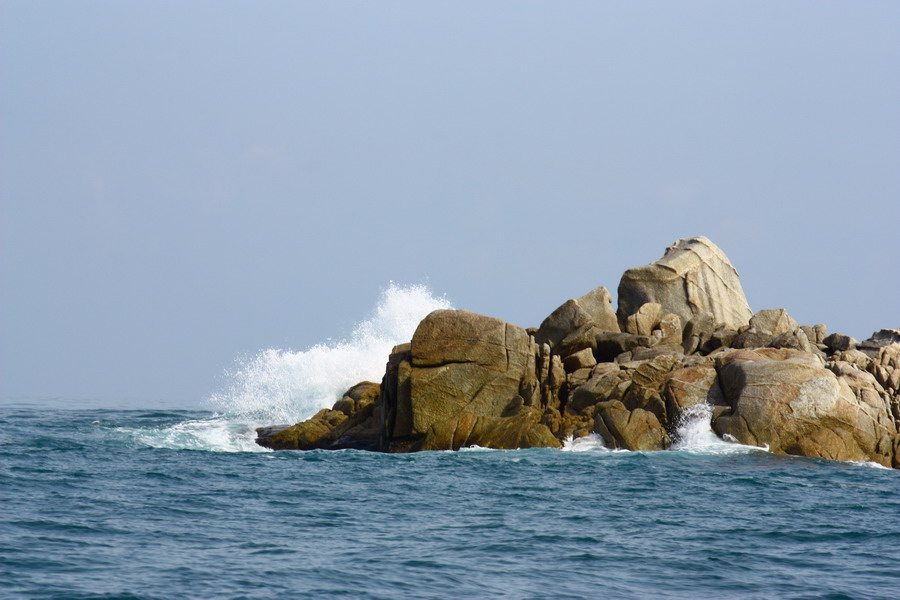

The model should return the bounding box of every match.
[255,236,900,469]
[255,381,381,450]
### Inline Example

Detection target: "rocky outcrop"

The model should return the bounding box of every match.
[713,349,896,467]
[256,236,900,469]
[617,236,752,332]
[534,286,619,357]
[379,309,561,451]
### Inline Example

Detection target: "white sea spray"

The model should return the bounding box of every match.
[125,282,451,452]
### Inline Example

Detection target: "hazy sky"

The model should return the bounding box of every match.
[2,1,898,406]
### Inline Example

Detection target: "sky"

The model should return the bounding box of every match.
[1,1,898,407]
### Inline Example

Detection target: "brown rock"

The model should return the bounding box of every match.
[624,302,662,336]
[595,331,654,362]
[654,313,683,346]
[663,365,725,424]
[713,348,896,467]
[823,333,858,352]
[593,400,670,450]
[534,286,619,355]
[858,329,900,357]
[617,236,753,332]
[407,310,534,437]
[418,406,561,451]
[682,311,716,354]
[749,309,798,337]
[567,365,624,416]
[563,347,597,372]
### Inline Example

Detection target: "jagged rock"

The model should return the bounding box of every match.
[377,309,565,452]
[534,286,619,356]
[629,344,683,362]
[617,236,752,332]
[653,313,683,346]
[624,303,661,336]
[801,324,828,345]
[621,354,681,425]
[332,381,381,415]
[595,331,654,362]
[834,349,873,371]
[713,348,896,467]
[566,367,593,390]
[563,347,596,372]
[566,364,624,416]
[733,328,774,349]
[750,309,798,337]
[663,365,726,425]
[682,311,716,354]
[734,309,800,349]
[824,333,857,352]
[704,326,738,353]
[381,344,414,439]
[858,329,900,357]
[594,400,670,450]
[770,328,814,354]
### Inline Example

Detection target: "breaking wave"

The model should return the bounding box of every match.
[125,283,452,452]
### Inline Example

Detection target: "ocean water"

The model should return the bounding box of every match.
[3,285,900,599]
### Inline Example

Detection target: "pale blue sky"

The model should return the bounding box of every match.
[1,1,898,406]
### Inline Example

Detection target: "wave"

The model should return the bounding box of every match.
[123,283,452,452]
[561,403,764,456]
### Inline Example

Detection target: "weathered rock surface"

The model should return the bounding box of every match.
[663,364,725,425]
[594,401,670,451]
[376,309,564,451]
[617,236,752,332]
[713,349,896,467]
[535,286,619,357]
[858,329,900,357]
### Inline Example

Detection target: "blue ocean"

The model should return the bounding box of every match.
[3,286,899,599]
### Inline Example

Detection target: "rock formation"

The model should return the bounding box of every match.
[617,236,753,331]
[256,236,900,469]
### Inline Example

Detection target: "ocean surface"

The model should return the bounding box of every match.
[3,285,900,599]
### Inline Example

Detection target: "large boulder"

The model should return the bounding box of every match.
[404,310,537,435]
[593,400,670,451]
[617,237,752,332]
[379,309,561,451]
[535,286,620,356]
[713,348,896,467]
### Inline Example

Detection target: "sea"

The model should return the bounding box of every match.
[3,285,899,600]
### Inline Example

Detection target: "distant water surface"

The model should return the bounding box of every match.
[2,406,899,600]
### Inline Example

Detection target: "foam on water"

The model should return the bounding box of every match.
[671,403,763,455]
[560,404,764,456]
[125,283,451,452]
[561,433,618,452]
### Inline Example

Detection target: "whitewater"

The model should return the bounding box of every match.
[3,283,900,599]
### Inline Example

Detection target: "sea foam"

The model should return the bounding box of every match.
[127,283,451,452]
[209,282,452,425]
